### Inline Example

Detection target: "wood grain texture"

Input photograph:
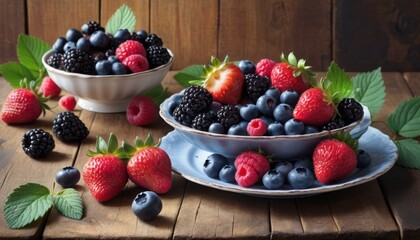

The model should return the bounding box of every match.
[219,0,331,71]
[334,0,420,72]
[0,0,25,64]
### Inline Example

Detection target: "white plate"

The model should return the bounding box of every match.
[160,127,398,198]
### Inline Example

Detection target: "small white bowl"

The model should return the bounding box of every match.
[160,93,370,160]
[42,49,173,113]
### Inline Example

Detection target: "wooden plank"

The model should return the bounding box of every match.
[150,0,218,70]
[27,0,100,45]
[270,199,304,238]
[403,72,420,96]
[334,0,420,72]
[219,0,331,71]
[0,0,25,64]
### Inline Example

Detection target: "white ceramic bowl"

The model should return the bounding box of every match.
[42,49,173,113]
[160,93,371,160]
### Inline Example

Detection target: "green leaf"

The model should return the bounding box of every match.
[141,84,169,105]
[395,139,420,169]
[387,97,420,138]
[173,65,205,87]
[3,183,54,229]
[324,62,353,103]
[0,62,35,88]
[107,133,118,153]
[350,67,385,118]
[17,34,51,79]
[54,188,83,220]
[105,4,136,35]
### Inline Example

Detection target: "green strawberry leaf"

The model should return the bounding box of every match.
[395,139,420,169]
[0,62,35,88]
[17,34,51,80]
[324,62,353,104]
[54,188,83,220]
[3,183,54,229]
[173,65,205,87]
[387,97,420,138]
[349,67,385,118]
[107,133,118,153]
[141,84,169,105]
[105,4,136,35]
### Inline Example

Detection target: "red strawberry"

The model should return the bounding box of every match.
[59,95,77,111]
[123,54,149,73]
[83,134,128,202]
[124,134,172,194]
[116,40,146,61]
[255,58,276,78]
[313,133,358,184]
[199,56,244,105]
[38,76,61,98]
[293,87,335,126]
[270,52,315,93]
[234,151,270,187]
[126,96,158,126]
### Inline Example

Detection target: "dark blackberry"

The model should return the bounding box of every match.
[47,53,62,69]
[191,112,215,131]
[337,98,364,124]
[146,46,171,68]
[52,112,89,142]
[62,49,95,74]
[179,86,213,116]
[217,105,241,129]
[93,52,107,63]
[81,21,104,35]
[144,33,163,48]
[244,74,271,102]
[321,117,346,131]
[173,105,193,127]
[22,128,55,159]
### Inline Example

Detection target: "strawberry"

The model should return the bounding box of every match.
[83,133,128,202]
[197,56,244,105]
[59,95,77,111]
[312,132,358,184]
[38,76,61,98]
[234,151,270,187]
[116,40,146,61]
[255,58,276,78]
[1,80,50,124]
[124,134,172,194]
[126,96,158,126]
[270,52,315,93]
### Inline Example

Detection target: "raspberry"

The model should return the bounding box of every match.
[234,151,270,187]
[247,118,267,136]
[59,95,77,111]
[126,96,158,126]
[122,54,149,73]
[39,76,61,98]
[255,59,276,78]
[116,40,146,62]
[235,164,260,187]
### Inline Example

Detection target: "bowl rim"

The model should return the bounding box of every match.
[42,48,174,79]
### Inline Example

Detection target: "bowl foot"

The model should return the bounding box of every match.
[78,98,130,113]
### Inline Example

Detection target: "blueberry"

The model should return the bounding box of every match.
[132,191,162,221]
[219,164,236,183]
[66,28,83,42]
[114,28,131,42]
[262,170,285,190]
[210,101,223,115]
[52,37,67,53]
[63,41,76,52]
[208,123,225,134]
[203,154,229,178]
[111,62,128,75]
[90,30,111,50]
[280,90,300,106]
[267,122,285,136]
[284,118,305,135]
[264,87,281,104]
[273,103,294,124]
[304,125,319,134]
[108,55,119,64]
[356,150,371,168]
[256,95,277,116]
[227,124,248,136]
[238,60,256,74]
[55,166,80,188]
[135,30,148,42]
[76,38,91,51]
[238,121,249,129]
[293,158,313,171]
[274,161,293,176]
[260,116,275,126]
[96,60,112,75]
[239,104,259,121]
[287,167,315,189]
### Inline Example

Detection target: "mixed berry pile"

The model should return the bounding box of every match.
[46,21,171,75]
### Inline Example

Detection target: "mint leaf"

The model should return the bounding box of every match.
[105,4,136,35]
[3,183,54,229]
[54,188,83,220]
[350,67,385,118]
[142,84,169,105]
[0,62,34,88]
[17,34,51,79]
[387,97,420,138]
[395,139,420,169]
[173,65,205,87]
[324,62,352,104]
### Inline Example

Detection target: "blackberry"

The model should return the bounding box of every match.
[179,86,213,117]
[62,49,95,74]
[322,117,346,131]
[47,53,62,69]
[173,105,193,127]
[81,21,104,35]
[22,128,55,159]
[52,112,89,142]
[146,46,171,68]
[244,74,271,102]
[337,98,364,124]
[191,112,215,131]
[144,33,163,48]
[217,105,241,129]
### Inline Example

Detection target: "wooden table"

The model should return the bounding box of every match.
[0,72,419,240]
